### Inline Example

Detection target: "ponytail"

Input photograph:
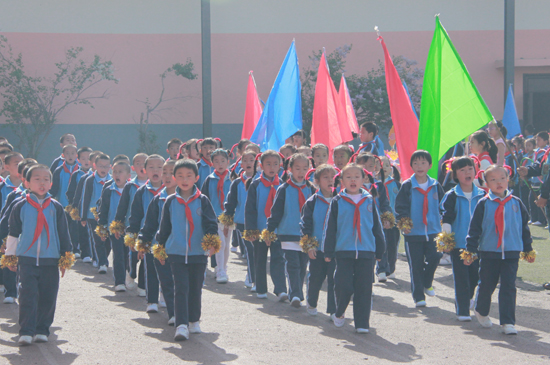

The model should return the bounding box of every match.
[487,138,498,163]
[392,165,401,183]
[308,156,316,169]
[364,169,378,198]
[281,157,291,182]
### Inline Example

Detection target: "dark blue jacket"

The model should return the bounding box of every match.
[197,159,214,190]
[201,170,232,217]
[81,172,111,220]
[126,182,163,234]
[139,188,171,245]
[114,178,143,226]
[0,176,18,209]
[51,162,79,207]
[244,173,281,232]
[97,183,124,227]
[223,174,249,225]
[0,189,26,240]
[300,192,333,252]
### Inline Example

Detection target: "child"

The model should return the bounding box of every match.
[311,144,329,168]
[440,157,486,321]
[166,138,183,161]
[224,150,256,289]
[265,154,315,307]
[50,133,77,174]
[156,159,218,341]
[470,131,497,171]
[201,149,232,283]
[182,139,200,161]
[244,150,287,300]
[96,161,132,291]
[0,148,11,179]
[292,130,306,148]
[279,144,297,159]
[138,159,177,325]
[197,138,218,189]
[395,150,444,307]
[333,144,353,171]
[465,165,534,334]
[301,164,337,316]
[324,164,386,333]
[50,145,79,207]
[487,121,507,166]
[0,152,24,207]
[297,145,311,157]
[5,164,72,345]
[358,122,379,155]
[228,139,251,176]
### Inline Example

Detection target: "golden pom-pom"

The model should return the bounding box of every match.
[218,213,235,228]
[109,220,125,236]
[0,255,17,269]
[397,217,413,231]
[70,207,81,221]
[299,235,318,253]
[135,239,152,253]
[124,233,137,248]
[90,207,99,221]
[95,225,109,240]
[381,212,396,227]
[201,234,222,254]
[152,244,168,261]
[459,249,478,263]
[64,204,73,214]
[520,250,537,262]
[435,232,456,253]
[260,229,278,243]
[58,251,76,270]
[242,230,260,242]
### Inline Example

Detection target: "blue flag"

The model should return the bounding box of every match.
[250,40,302,151]
[502,84,521,139]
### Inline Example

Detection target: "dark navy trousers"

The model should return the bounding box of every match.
[171,262,206,327]
[450,249,479,316]
[307,251,336,314]
[254,240,287,296]
[404,239,439,302]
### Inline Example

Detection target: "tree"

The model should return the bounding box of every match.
[0,35,118,158]
[135,59,198,154]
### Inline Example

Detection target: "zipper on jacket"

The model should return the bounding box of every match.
[185,220,189,264]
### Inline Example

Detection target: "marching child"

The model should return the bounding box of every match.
[0,152,24,207]
[440,157,486,321]
[395,150,444,307]
[50,133,77,173]
[197,138,219,189]
[4,164,72,345]
[301,164,337,316]
[228,139,251,176]
[333,144,353,172]
[156,159,219,341]
[279,144,297,159]
[324,164,386,333]
[50,144,79,207]
[166,138,183,161]
[358,122,379,155]
[182,139,200,161]
[465,165,534,334]
[469,131,497,171]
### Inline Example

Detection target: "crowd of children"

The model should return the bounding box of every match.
[0,120,541,344]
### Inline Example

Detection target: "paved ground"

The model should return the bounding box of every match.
[0,251,549,364]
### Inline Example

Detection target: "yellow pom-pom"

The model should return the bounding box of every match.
[152,244,168,261]
[0,255,17,269]
[397,217,413,231]
[218,213,235,228]
[64,205,73,214]
[109,220,125,236]
[435,232,456,253]
[201,234,222,254]
[58,252,76,270]
[70,207,81,221]
[459,249,478,263]
[95,225,110,240]
[299,235,318,253]
[242,230,260,242]
[381,212,396,228]
[520,250,537,262]
[124,233,137,248]
[260,229,278,243]
[135,239,152,253]
[90,207,99,221]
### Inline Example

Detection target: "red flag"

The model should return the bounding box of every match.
[311,53,352,163]
[339,75,359,134]
[241,71,263,139]
[378,36,418,180]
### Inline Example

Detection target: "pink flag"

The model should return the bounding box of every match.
[311,53,352,163]
[339,75,359,134]
[378,36,418,179]
[241,71,263,139]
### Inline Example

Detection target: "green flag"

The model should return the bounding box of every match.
[418,16,493,177]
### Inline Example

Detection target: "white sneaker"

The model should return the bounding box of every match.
[82,257,92,263]
[306,306,318,316]
[502,324,518,335]
[74,253,81,259]
[256,293,267,299]
[159,292,166,308]
[18,335,33,346]
[137,288,146,297]
[356,328,369,334]
[126,273,137,289]
[189,321,202,334]
[216,274,228,284]
[168,317,175,326]
[278,292,288,302]
[98,265,107,274]
[332,314,345,328]
[415,300,427,307]
[92,261,98,268]
[34,334,48,343]
[458,316,472,322]
[114,284,126,292]
[532,221,543,226]
[250,285,257,293]
[146,303,158,313]
[3,297,15,304]
[424,287,436,297]
[290,297,301,308]
[388,273,396,279]
[378,272,387,282]
[230,247,238,253]
[244,277,253,288]
[439,254,452,265]
[470,299,475,310]
[174,324,189,341]
[475,310,492,328]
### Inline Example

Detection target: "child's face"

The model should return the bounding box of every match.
[261,156,280,178]
[63,148,78,165]
[360,126,374,143]
[333,151,348,170]
[113,165,131,188]
[79,152,91,170]
[313,149,328,167]
[456,165,475,186]
[280,148,292,159]
[411,158,431,177]
[485,169,508,196]
[525,142,535,154]
[212,155,229,173]
[133,156,147,180]
[298,147,312,157]
[175,167,199,192]
[342,167,362,194]
[469,137,482,155]
[241,154,255,176]
[188,144,200,160]
[7,157,22,176]
[487,123,498,139]
[28,168,52,198]
[145,158,164,185]
[94,158,111,178]
[62,134,77,147]
[238,142,250,157]
[316,171,335,193]
[201,144,216,160]
[290,158,309,182]
[167,143,181,160]
[162,165,177,189]
[363,158,376,173]
[292,135,304,147]
[382,158,392,177]
[536,136,547,148]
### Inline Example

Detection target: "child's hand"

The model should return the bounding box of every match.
[308,249,316,260]
[383,221,391,229]
[101,236,107,242]
[8,265,16,272]
[159,258,165,265]
[517,166,528,177]
[0,246,4,254]
[60,268,66,278]
[527,256,536,264]
[265,240,271,247]
[223,226,229,237]
[463,259,472,266]
[403,229,411,235]
[208,247,216,257]
[536,197,548,208]
[325,257,331,262]
[81,220,87,227]
[114,232,121,240]
[130,246,137,253]
[377,258,381,262]
[137,252,144,260]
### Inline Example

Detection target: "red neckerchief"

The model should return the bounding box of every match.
[146,182,164,196]
[239,171,247,185]
[260,174,280,218]
[415,184,433,226]
[541,149,550,164]
[384,179,394,200]
[24,195,51,253]
[231,158,242,173]
[201,157,213,167]
[215,170,229,211]
[287,179,308,211]
[478,151,493,164]
[63,162,78,174]
[175,189,201,247]
[340,195,368,242]
[495,195,513,248]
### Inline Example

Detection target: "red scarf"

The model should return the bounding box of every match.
[494,195,513,248]
[215,170,229,210]
[260,174,280,218]
[384,179,394,200]
[240,171,247,185]
[415,185,433,226]
[24,195,51,253]
[287,179,307,211]
[341,195,368,242]
[478,151,493,164]
[201,157,213,167]
[63,162,78,174]
[176,189,201,247]
[147,182,164,196]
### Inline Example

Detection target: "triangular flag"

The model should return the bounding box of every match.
[378,35,418,180]
[250,40,302,151]
[339,75,359,134]
[502,84,521,139]
[418,16,493,178]
[402,80,419,122]
[241,71,263,139]
[310,52,352,163]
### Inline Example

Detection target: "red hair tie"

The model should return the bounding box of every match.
[255,153,262,161]
[306,168,315,180]
[349,151,359,164]
[278,152,285,161]
[349,145,355,153]
[231,157,242,172]
[229,143,239,159]
[363,168,373,179]
[475,169,485,180]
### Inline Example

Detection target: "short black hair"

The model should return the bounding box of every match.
[4,152,23,165]
[536,131,549,142]
[95,153,110,163]
[113,161,131,174]
[18,158,37,175]
[77,147,93,159]
[409,150,432,167]
[0,142,14,152]
[62,144,77,154]
[26,164,52,181]
[144,154,165,168]
[167,138,183,149]
[173,159,198,176]
[60,133,75,144]
[113,154,130,164]
[451,156,475,183]
[360,122,378,137]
